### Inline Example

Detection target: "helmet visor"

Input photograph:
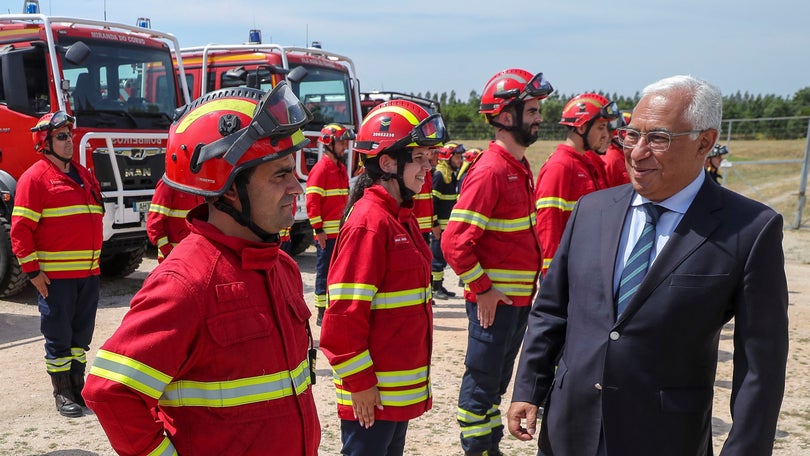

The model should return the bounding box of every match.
[337,128,357,141]
[31,111,75,132]
[199,82,312,166]
[599,101,621,120]
[388,113,449,150]
[520,73,554,101]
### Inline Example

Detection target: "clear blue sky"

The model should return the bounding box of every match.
[13,0,810,100]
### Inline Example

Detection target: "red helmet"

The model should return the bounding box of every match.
[479,68,554,116]
[30,111,75,152]
[438,142,466,160]
[164,84,311,197]
[353,99,448,158]
[319,123,356,145]
[463,147,482,163]
[559,93,620,128]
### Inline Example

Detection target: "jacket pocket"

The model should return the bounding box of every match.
[670,273,728,288]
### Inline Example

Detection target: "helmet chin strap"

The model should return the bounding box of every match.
[44,139,72,165]
[394,151,416,202]
[576,120,598,154]
[489,101,538,147]
[214,180,280,243]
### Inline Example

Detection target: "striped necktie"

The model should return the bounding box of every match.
[615,203,666,318]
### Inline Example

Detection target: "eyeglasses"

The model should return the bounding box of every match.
[53,132,72,141]
[615,127,704,152]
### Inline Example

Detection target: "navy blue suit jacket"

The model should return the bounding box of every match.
[513,175,789,456]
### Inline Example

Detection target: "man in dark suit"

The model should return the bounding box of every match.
[507,75,789,456]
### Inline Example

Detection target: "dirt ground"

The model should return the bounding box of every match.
[1,227,809,456]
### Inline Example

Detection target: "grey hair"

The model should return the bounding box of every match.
[641,75,722,132]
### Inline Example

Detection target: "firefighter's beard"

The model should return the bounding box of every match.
[512,120,540,147]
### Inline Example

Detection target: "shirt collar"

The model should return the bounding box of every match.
[631,171,705,215]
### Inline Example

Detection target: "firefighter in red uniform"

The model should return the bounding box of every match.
[603,110,633,187]
[442,68,550,456]
[11,111,103,418]
[320,100,446,456]
[535,93,620,274]
[83,85,320,455]
[306,123,354,325]
[146,179,204,262]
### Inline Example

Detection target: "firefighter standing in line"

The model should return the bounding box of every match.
[602,110,633,187]
[306,123,353,325]
[320,100,445,456]
[706,143,729,184]
[535,93,620,274]
[441,68,550,456]
[431,142,465,300]
[83,85,320,455]
[11,111,103,418]
[146,179,204,262]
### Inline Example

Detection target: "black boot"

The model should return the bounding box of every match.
[316,307,325,326]
[70,371,86,408]
[50,373,83,417]
[432,281,450,300]
[439,283,456,298]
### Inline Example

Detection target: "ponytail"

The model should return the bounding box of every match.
[341,172,374,227]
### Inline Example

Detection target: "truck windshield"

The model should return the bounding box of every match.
[277,65,353,130]
[61,38,179,130]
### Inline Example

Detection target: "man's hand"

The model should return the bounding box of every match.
[30,272,51,298]
[431,225,442,240]
[507,401,539,441]
[351,386,383,429]
[476,287,512,328]
[316,231,328,249]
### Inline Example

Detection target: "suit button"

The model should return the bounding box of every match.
[594,383,603,391]
[609,331,620,340]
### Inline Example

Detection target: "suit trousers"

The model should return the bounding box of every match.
[458,302,530,453]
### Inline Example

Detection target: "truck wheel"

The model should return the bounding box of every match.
[0,217,28,298]
[100,242,147,278]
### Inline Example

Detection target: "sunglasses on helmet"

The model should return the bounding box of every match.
[334,129,356,141]
[493,73,554,101]
[31,111,75,132]
[600,101,621,120]
[195,81,313,167]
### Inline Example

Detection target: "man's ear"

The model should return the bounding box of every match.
[379,154,398,174]
[220,183,240,207]
[697,129,719,156]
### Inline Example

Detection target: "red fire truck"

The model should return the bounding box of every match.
[179,36,363,255]
[0,10,191,296]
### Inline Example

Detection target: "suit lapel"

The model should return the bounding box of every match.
[601,186,634,319]
[615,178,724,326]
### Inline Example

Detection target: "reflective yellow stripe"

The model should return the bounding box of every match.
[449,208,488,230]
[147,436,177,456]
[309,215,323,225]
[328,283,376,302]
[332,350,373,378]
[159,358,311,407]
[71,347,87,365]
[417,216,432,229]
[371,287,430,310]
[17,252,38,265]
[12,206,41,222]
[46,356,73,373]
[322,220,341,235]
[89,349,173,399]
[41,205,103,217]
[536,196,576,212]
[413,193,431,201]
[431,189,458,201]
[459,263,485,283]
[543,258,553,270]
[306,185,326,196]
[149,204,190,219]
[487,213,536,232]
[40,259,101,272]
[324,188,348,197]
[376,366,428,388]
[38,250,101,261]
[156,236,170,249]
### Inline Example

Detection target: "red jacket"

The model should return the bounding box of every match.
[11,158,103,278]
[84,206,319,456]
[602,143,630,187]
[146,179,203,262]
[584,151,609,190]
[535,143,605,273]
[320,184,433,422]
[412,171,434,233]
[442,141,541,306]
[305,156,348,239]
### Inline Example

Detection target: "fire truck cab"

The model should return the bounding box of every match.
[0,10,190,296]
[179,37,362,255]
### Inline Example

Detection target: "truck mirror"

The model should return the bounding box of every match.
[64,41,90,65]
[287,66,308,83]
